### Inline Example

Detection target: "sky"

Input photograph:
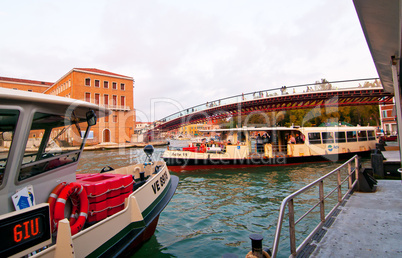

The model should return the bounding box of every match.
[0,0,378,121]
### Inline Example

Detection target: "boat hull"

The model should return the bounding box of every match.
[92,175,179,257]
[164,151,371,171]
[27,165,179,258]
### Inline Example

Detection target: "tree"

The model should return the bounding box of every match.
[314,78,332,91]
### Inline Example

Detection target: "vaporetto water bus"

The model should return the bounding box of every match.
[162,126,377,171]
[0,88,178,257]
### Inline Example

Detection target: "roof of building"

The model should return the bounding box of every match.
[73,68,133,79]
[0,76,53,86]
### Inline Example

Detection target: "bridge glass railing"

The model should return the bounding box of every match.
[157,78,380,124]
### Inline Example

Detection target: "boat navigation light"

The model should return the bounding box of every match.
[144,145,154,163]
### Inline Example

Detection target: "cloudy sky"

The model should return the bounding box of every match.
[0,0,378,121]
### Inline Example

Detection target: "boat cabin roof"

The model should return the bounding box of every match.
[200,126,377,133]
[0,88,112,118]
[0,88,112,214]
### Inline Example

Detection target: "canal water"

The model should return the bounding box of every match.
[77,142,369,257]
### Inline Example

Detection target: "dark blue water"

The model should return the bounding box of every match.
[77,144,368,257]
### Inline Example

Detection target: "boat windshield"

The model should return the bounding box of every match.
[18,112,89,181]
[0,109,20,186]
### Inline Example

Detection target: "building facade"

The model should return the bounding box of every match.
[0,77,53,92]
[0,68,135,145]
[379,102,397,135]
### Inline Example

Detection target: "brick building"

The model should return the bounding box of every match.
[379,101,397,136]
[0,76,53,92]
[0,68,135,145]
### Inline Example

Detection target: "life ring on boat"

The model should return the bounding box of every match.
[47,182,67,233]
[68,194,81,226]
[48,183,81,233]
[54,182,89,235]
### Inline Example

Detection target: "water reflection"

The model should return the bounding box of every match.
[141,163,350,257]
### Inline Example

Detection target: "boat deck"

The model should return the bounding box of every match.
[306,180,402,257]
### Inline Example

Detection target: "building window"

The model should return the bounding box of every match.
[113,115,118,123]
[104,94,109,105]
[120,96,125,107]
[95,93,100,105]
[382,110,388,118]
[120,83,125,90]
[95,80,100,87]
[85,78,91,86]
[105,116,109,122]
[104,81,109,88]
[112,82,117,89]
[112,95,117,106]
[85,92,91,102]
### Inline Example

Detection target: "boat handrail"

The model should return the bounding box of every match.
[270,155,360,257]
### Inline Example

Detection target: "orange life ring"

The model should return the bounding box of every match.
[68,194,81,226]
[47,182,67,233]
[54,182,89,235]
[48,182,80,233]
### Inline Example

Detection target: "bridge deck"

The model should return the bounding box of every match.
[152,82,393,131]
[308,180,402,257]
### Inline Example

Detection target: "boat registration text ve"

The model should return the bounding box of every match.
[152,171,169,194]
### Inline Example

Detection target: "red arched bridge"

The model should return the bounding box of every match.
[152,79,393,131]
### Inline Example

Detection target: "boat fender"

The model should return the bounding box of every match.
[47,182,67,233]
[54,182,89,235]
[100,165,114,173]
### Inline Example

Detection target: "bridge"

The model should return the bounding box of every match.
[152,79,393,131]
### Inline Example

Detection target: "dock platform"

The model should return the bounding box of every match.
[309,180,402,257]
[382,150,401,163]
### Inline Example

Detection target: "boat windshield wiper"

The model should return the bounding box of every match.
[51,126,69,142]
[50,112,81,143]
[72,111,81,135]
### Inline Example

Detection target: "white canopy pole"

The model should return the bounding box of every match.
[391,58,402,174]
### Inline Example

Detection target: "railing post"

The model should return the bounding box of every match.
[355,155,359,183]
[288,199,297,257]
[337,169,342,203]
[348,162,352,189]
[319,180,325,222]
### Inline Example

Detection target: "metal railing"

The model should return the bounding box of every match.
[271,155,360,257]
